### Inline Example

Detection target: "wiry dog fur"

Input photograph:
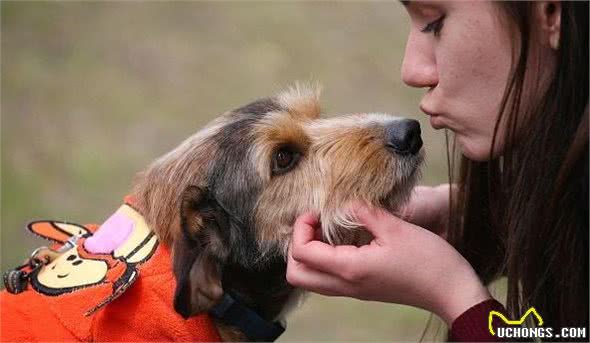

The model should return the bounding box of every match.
[131,84,423,340]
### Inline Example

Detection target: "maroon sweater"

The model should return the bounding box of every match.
[449,299,506,342]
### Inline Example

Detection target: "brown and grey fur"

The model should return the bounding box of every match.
[131,84,423,341]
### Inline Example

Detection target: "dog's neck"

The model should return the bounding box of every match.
[221,257,294,322]
[135,195,296,328]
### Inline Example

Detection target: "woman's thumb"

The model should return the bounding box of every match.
[346,202,404,239]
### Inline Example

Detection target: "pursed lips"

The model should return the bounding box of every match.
[419,105,445,129]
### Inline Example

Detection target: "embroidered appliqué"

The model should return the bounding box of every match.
[21,203,159,315]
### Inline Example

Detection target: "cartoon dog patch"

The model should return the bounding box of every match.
[4,200,158,315]
[1,199,221,342]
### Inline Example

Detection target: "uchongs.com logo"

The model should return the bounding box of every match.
[488,307,587,340]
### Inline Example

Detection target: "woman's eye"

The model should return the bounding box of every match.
[272,147,300,175]
[421,14,446,37]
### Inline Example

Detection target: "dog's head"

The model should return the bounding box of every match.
[133,85,423,317]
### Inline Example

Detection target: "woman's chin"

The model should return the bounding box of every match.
[457,137,495,162]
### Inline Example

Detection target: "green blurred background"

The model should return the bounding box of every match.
[0,1,478,341]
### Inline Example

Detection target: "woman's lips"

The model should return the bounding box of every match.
[429,116,445,129]
[420,105,445,129]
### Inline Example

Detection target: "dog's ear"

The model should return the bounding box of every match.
[173,185,229,319]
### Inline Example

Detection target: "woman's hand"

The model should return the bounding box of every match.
[286,203,490,325]
[399,184,451,237]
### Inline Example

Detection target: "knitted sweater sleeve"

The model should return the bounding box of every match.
[449,298,506,342]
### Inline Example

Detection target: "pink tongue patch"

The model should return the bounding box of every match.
[84,211,134,254]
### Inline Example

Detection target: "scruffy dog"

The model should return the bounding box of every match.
[1,85,423,342]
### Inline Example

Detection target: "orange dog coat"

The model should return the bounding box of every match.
[1,199,221,342]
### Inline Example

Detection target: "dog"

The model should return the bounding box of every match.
[1,85,423,341]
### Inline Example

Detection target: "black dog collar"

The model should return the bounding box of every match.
[209,292,285,342]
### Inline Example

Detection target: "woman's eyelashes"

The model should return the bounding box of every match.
[421,14,446,37]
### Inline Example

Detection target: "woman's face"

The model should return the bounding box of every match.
[401,1,514,161]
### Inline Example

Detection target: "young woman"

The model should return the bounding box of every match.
[287,1,588,341]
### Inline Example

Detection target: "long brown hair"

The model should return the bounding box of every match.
[447,1,588,330]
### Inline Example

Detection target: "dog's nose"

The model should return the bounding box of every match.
[385,119,423,155]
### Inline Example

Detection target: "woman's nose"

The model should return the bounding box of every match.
[401,32,438,88]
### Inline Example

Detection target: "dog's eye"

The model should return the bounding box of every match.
[272,147,300,175]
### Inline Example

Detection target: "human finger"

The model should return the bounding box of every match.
[291,212,321,247]
[291,237,361,276]
[286,245,352,296]
[346,202,408,242]
[291,212,362,274]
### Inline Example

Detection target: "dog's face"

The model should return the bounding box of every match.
[133,85,423,317]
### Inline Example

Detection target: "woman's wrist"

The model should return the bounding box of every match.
[432,263,491,325]
[401,184,450,233]
[432,184,451,230]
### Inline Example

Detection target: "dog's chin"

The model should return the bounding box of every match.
[386,153,423,209]
[320,228,374,247]
[327,193,414,247]
[330,158,422,246]
[299,156,423,248]
[380,180,415,214]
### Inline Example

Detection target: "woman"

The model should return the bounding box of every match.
[287,1,588,341]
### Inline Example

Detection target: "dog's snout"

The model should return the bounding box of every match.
[385,119,423,155]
